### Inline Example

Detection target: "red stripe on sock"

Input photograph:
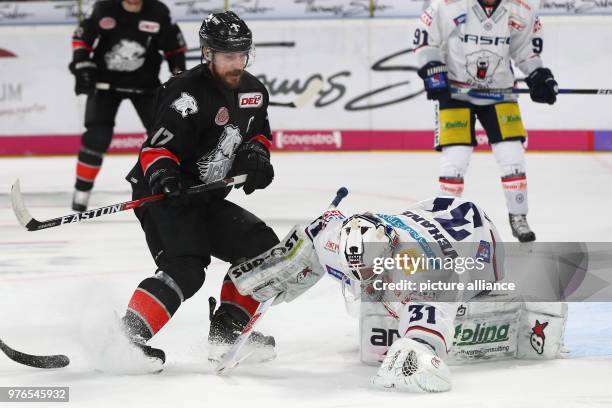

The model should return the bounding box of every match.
[128,289,171,335]
[220,281,260,317]
[76,162,101,182]
[501,175,527,183]
[439,177,464,185]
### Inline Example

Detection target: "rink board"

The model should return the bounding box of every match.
[1,17,612,154]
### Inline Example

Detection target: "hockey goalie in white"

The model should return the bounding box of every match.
[227,196,567,393]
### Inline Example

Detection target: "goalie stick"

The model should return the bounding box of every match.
[10,175,247,231]
[0,338,69,369]
[215,186,349,375]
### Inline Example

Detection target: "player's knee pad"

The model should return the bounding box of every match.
[491,140,526,176]
[159,256,207,300]
[82,124,114,154]
[440,145,472,177]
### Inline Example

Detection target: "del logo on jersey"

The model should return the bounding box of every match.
[239,92,263,108]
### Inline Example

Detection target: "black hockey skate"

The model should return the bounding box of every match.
[130,340,166,366]
[122,314,166,372]
[207,298,276,364]
[509,214,536,242]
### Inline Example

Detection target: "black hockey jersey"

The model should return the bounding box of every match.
[126,63,273,198]
[71,0,186,89]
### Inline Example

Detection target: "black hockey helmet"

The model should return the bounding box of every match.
[199,11,252,53]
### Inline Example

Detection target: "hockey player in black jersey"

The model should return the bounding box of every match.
[119,11,278,369]
[69,0,186,212]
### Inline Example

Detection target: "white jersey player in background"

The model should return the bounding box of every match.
[414,0,559,242]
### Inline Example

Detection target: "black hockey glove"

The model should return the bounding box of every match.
[149,169,188,206]
[417,61,451,101]
[232,141,274,195]
[69,60,97,95]
[525,67,558,105]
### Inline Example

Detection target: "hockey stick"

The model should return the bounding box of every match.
[451,87,612,100]
[97,79,322,108]
[268,78,323,108]
[95,82,155,95]
[215,186,349,375]
[10,175,247,232]
[0,338,69,369]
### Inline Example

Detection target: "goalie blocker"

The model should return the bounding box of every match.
[228,225,326,304]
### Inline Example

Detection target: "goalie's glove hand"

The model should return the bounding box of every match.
[525,67,558,105]
[232,140,274,195]
[69,60,97,96]
[149,170,188,206]
[417,61,451,101]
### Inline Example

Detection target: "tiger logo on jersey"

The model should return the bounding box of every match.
[171,92,199,118]
[104,39,145,72]
[196,125,242,183]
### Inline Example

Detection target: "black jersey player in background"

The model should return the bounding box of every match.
[119,11,278,368]
[69,0,186,212]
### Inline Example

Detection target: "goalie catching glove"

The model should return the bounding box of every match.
[227,226,325,303]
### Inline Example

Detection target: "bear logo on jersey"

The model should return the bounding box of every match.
[465,50,503,86]
[196,125,242,183]
[530,320,548,355]
[171,92,199,118]
[104,39,146,72]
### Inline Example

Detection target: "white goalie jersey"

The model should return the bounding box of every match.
[313,196,504,300]
[311,198,503,360]
[414,0,545,104]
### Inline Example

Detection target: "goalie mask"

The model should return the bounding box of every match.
[339,213,399,281]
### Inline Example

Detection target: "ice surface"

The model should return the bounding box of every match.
[0,152,611,407]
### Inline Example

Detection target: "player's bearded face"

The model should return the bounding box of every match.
[122,0,143,10]
[209,51,248,89]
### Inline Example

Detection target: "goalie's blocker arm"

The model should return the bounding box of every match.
[228,225,325,304]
